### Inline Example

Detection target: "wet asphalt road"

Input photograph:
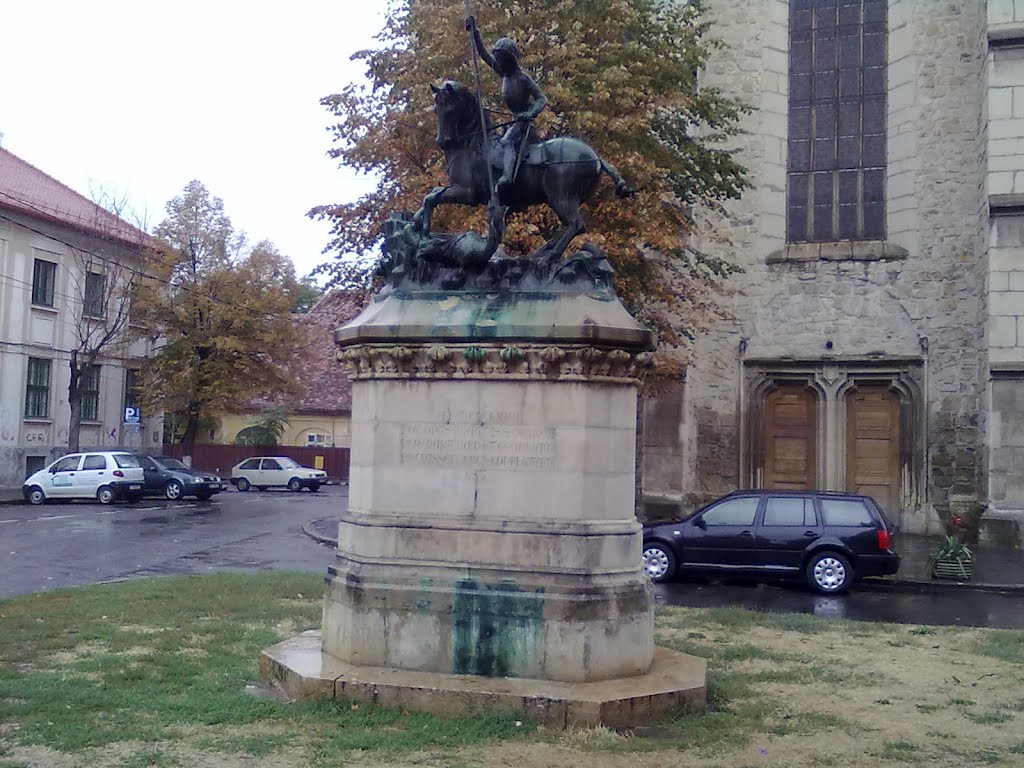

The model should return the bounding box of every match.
[1,488,1022,630]
[0,486,337,599]
[654,577,1024,630]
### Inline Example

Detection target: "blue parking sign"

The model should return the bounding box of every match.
[124,406,141,424]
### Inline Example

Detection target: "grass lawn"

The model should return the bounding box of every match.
[0,573,1022,767]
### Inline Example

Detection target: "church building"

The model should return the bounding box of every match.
[642,0,1024,547]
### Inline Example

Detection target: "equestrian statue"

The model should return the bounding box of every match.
[410,16,633,269]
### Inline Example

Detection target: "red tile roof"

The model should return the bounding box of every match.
[0,147,149,246]
[251,290,368,415]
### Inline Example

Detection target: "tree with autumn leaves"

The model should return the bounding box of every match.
[312,0,750,346]
[135,181,300,454]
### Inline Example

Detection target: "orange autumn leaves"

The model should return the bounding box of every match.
[311,0,750,349]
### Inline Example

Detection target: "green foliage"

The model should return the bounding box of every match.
[962,710,1014,725]
[291,274,325,314]
[972,630,1024,665]
[930,535,974,564]
[312,0,751,346]
[879,741,920,760]
[656,604,897,637]
[234,408,291,446]
[135,181,301,452]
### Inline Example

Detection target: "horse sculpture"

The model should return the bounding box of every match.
[413,80,633,264]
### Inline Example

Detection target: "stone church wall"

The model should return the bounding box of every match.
[662,0,990,533]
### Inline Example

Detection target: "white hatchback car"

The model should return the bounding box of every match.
[23,451,145,505]
[230,456,328,492]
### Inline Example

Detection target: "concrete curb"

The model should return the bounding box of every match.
[301,521,338,547]
[298,518,1024,596]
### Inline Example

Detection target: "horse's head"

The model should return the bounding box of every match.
[430,80,484,150]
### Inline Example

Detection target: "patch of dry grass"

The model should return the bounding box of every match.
[2,576,1023,768]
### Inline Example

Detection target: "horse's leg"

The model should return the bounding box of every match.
[543,193,586,262]
[413,186,449,233]
[486,199,507,250]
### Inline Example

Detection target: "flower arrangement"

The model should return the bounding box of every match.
[945,502,985,546]
[947,513,970,541]
[930,535,974,581]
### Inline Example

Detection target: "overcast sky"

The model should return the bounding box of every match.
[0,1,387,277]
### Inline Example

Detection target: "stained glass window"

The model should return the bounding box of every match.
[788,0,886,243]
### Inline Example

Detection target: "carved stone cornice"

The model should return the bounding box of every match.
[338,343,655,383]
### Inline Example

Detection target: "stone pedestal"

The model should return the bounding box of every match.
[263,286,706,724]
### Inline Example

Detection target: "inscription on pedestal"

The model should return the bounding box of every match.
[400,409,556,469]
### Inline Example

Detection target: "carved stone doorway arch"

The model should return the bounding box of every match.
[744,360,924,526]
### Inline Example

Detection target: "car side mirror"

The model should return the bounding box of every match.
[49,467,58,474]
[694,517,707,530]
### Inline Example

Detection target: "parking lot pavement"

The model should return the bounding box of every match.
[0,486,345,599]
[656,576,1024,630]
[8,486,1022,631]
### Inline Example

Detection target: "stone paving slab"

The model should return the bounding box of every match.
[260,630,706,729]
[874,533,1024,593]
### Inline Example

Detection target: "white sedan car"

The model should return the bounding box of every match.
[23,451,145,505]
[230,456,328,492]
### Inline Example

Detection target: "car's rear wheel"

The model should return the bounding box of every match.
[236,477,250,492]
[97,486,115,505]
[27,486,46,506]
[164,480,183,500]
[642,543,676,583]
[806,551,853,595]
[287,477,302,492]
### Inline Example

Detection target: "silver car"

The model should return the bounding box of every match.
[229,456,328,492]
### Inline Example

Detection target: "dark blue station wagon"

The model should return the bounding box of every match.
[642,490,900,594]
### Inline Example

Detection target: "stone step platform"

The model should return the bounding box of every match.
[260,630,706,729]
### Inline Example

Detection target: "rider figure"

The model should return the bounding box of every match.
[467,17,547,203]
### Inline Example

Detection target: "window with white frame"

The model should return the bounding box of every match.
[25,358,51,418]
[32,259,57,307]
[83,271,106,318]
[306,433,330,447]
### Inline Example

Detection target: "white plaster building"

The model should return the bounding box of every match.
[642,0,1024,546]
[0,148,161,488]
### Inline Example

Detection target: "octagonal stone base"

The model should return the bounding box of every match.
[260,630,706,729]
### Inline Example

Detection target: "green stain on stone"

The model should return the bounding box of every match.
[452,579,543,677]
[415,577,436,611]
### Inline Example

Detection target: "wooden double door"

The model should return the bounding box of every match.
[762,384,901,516]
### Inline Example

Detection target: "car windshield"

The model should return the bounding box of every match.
[155,457,189,470]
[113,454,141,468]
[278,458,301,469]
